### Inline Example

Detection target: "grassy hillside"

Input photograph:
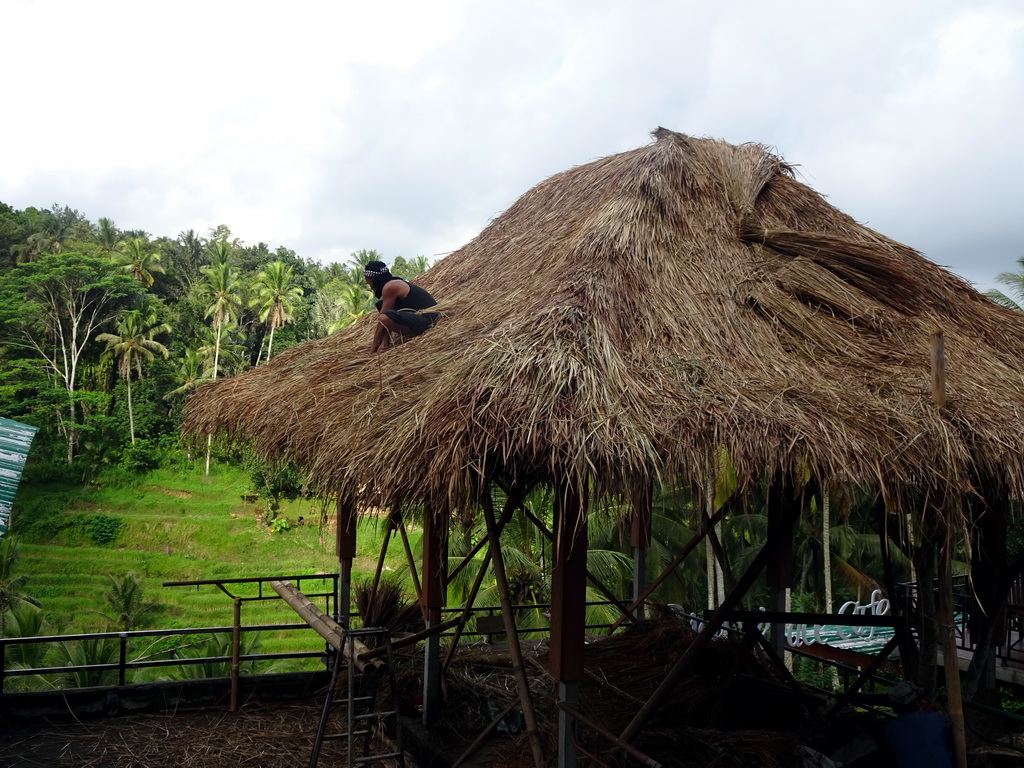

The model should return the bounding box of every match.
[11,463,417,638]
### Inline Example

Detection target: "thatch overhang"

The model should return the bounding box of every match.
[182,128,1024,514]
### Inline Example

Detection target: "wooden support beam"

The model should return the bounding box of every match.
[481,484,546,768]
[421,504,448,724]
[939,520,968,768]
[371,510,397,594]
[549,480,588,683]
[519,505,630,623]
[336,497,357,628]
[631,484,652,620]
[421,506,448,612]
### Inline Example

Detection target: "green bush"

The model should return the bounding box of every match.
[120,439,161,474]
[87,514,123,546]
[11,496,66,542]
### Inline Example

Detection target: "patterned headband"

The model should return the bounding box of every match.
[363,267,390,277]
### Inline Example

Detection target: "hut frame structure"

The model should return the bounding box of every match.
[185,128,1024,767]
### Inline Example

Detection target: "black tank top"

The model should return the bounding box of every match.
[376,279,437,312]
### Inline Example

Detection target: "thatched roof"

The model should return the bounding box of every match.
[183,128,1024,513]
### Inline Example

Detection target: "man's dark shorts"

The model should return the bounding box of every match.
[382,308,439,337]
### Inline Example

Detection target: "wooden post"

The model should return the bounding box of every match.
[631,484,652,621]
[939,520,968,768]
[336,497,357,628]
[766,479,795,660]
[930,328,946,409]
[550,479,588,768]
[481,484,546,768]
[421,503,448,725]
[230,597,241,712]
[965,480,1008,699]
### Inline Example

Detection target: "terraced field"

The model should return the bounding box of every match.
[11,463,415,643]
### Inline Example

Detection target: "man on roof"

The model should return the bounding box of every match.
[364,260,439,354]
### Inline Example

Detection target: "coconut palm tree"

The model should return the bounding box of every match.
[163,347,210,400]
[95,217,121,253]
[988,257,1024,312]
[197,260,243,381]
[250,261,303,364]
[115,237,164,288]
[196,259,243,473]
[96,306,170,444]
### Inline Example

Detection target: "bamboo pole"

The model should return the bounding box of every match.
[395,512,423,604]
[619,490,800,744]
[608,499,732,633]
[480,485,546,768]
[363,617,461,659]
[939,523,968,768]
[442,546,494,675]
[271,580,384,675]
[371,511,396,594]
[442,487,525,675]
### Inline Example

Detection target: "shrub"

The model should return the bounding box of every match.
[11,496,66,542]
[120,438,160,474]
[88,514,123,546]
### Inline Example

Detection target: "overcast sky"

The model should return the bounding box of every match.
[2,1,1022,293]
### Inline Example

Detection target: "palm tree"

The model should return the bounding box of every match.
[101,572,154,632]
[163,347,210,400]
[115,237,165,288]
[95,217,121,253]
[197,260,243,381]
[988,257,1024,311]
[96,306,170,444]
[250,261,303,364]
[0,537,41,635]
[0,603,50,691]
[197,259,243,473]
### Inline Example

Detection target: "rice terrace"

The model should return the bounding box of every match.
[5,129,1024,767]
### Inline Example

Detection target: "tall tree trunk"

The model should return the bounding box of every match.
[205,323,223,476]
[126,372,135,445]
[66,390,76,464]
[265,324,275,364]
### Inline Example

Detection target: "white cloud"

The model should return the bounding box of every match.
[1,0,1021,291]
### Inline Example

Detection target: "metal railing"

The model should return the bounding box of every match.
[0,569,627,695]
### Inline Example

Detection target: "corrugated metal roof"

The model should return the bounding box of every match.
[0,417,40,541]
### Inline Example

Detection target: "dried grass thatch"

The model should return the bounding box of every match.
[183,128,1024,516]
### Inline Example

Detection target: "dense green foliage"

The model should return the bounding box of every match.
[0,201,430,474]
